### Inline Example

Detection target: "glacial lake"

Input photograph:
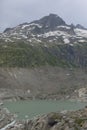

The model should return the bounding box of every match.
[3,100,87,120]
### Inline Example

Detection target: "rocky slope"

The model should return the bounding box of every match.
[24,107,87,130]
[1,107,87,130]
[0,108,25,130]
[0,67,87,101]
[0,108,16,130]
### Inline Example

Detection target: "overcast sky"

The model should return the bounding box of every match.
[0,0,87,32]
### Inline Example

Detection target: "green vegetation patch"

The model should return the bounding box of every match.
[0,41,87,68]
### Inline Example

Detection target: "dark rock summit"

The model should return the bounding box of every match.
[76,24,87,30]
[30,14,67,33]
[35,14,66,29]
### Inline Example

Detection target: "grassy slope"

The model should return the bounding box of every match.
[0,40,87,68]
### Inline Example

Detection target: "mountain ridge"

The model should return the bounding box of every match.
[2,13,87,46]
[0,14,87,68]
[3,14,87,33]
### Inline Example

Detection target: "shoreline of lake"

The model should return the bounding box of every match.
[1,99,87,120]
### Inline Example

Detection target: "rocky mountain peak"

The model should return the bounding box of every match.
[33,14,66,30]
[1,13,87,46]
[4,28,12,33]
[76,24,86,30]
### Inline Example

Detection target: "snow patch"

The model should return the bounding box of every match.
[44,44,48,48]
[40,30,69,38]
[27,39,32,42]
[70,44,74,46]
[75,28,87,38]
[22,25,30,29]
[57,26,70,29]
[29,23,42,28]
[63,38,70,44]
[78,39,85,43]
[36,39,41,42]
[5,38,13,42]
[21,35,28,39]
